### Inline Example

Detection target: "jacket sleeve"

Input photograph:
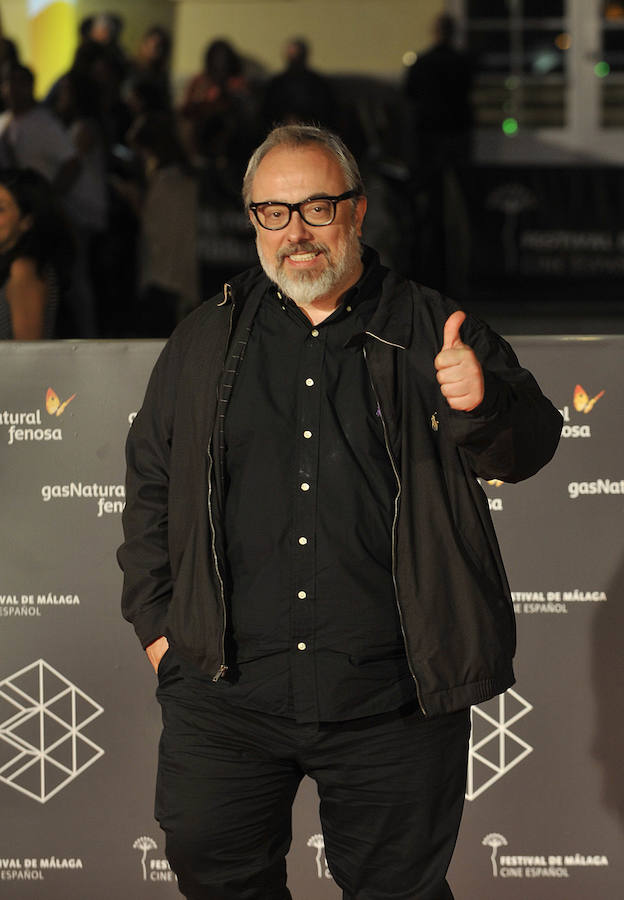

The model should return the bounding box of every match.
[117,338,178,649]
[444,315,563,483]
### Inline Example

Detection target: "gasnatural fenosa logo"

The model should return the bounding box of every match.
[45,387,76,417]
[2,387,76,445]
[559,382,605,438]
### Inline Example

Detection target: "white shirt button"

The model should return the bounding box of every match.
[298,536,308,545]
[311,328,319,337]
[298,590,307,599]
[346,305,352,312]
[297,642,307,651]
[300,482,310,491]
[305,378,314,387]
[303,430,312,439]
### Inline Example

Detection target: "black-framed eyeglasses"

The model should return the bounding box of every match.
[248,190,359,230]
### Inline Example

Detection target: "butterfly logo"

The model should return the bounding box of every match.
[45,387,76,417]
[573,384,604,415]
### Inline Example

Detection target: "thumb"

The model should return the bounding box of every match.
[442,310,467,350]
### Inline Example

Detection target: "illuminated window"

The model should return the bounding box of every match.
[465,0,568,132]
[602,0,624,125]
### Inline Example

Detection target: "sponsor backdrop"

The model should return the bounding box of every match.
[463,167,624,301]
[0,337,622,897]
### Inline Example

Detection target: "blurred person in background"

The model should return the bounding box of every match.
[123,112,199,336]
[0,61,117,336]
[126,25,172,114]
[179,38,257,168]
[0,64,81,194]
[404,13,475,297]
[0,168,73,340]
[263,37,335,129]
[0,13,18,112]
[88,12,128,77]
[404,13,474,174]
[49,41,110,337]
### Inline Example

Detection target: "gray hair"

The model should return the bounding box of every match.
[242,124,365,208]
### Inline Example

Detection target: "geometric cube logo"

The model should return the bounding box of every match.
[466,688,533,801]
[0,659,104,803]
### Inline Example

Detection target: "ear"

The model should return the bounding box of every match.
[354,195,367,237]
[19,213,33,234]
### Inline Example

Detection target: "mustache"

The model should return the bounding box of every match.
[276,241,329,263]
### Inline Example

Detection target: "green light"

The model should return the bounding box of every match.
[502,117,519,137]
[594,61,610,78]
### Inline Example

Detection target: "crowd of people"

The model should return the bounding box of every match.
[0,11,474,340]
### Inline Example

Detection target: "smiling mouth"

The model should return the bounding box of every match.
[287,251,321,263]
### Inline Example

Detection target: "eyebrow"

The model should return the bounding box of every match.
[253,193,335,205]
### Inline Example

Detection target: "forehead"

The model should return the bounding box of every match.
[251,144,347,201]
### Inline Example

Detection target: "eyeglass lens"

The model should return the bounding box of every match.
[255,198,335,230]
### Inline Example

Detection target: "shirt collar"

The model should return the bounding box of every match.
[266,245,384,324]
[246,246,413,350]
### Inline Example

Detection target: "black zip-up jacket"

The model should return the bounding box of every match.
[118,257,562,717]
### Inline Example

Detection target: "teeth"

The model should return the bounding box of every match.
[289,252,318,261]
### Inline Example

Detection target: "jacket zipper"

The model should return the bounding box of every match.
[208,282,234,681]
[206,447,228,681]
[363,344,427,716]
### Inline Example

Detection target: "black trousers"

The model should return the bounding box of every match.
[155,648,470,900]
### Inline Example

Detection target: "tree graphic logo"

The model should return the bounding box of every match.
[306,833,332,880]
[133,836,157,880]
[482,833,508,877]
[486,183,537,274]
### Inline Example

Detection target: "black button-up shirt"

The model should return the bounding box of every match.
[212,256,417,723]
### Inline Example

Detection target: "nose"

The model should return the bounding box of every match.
[285,209,314,242]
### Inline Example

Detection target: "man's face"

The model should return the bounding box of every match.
[249,144,367,311]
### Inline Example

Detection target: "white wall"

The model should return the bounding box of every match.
[171,0,445,87]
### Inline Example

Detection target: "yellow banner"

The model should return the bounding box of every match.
[29,1,77,98]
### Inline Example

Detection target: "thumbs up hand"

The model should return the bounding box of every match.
[434,311,484,412]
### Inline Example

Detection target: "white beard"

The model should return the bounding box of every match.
[256,222,362,308]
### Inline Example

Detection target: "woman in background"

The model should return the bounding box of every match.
[0,168,72,340]
[123,112,199,337]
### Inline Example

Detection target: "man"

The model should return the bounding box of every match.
[119,124,562,900]
[262,37,336,130]
[405,13,475,174]
[404,14,476,296]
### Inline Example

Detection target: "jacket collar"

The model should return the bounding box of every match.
[218,246,414,351]
[218,265,270,307]
[354,247,413,350]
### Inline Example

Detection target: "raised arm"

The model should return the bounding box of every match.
[435,311,563,483]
